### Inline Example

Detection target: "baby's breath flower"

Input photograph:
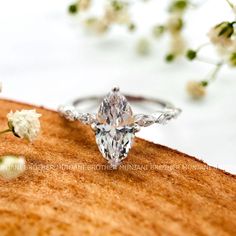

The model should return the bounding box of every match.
[84,18,109,34]
[7,109,41,141]
[169,33,187,56]
[165,33,186,62]
[136,38,151,56]
[208,22,234,47]
[79,0,91,11]
[105,3,130,25]
[167,14,184,34]
[111,0,124,11]
[0,156,26,180]
[186,80,206,99]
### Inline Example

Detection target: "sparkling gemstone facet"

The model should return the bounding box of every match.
[95,89,135,168]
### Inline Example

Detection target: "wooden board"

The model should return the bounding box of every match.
[0,99,235,236]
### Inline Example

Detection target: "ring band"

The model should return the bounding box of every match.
[58,87,181,169]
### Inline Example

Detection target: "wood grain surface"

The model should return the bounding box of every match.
[0,99,235,236]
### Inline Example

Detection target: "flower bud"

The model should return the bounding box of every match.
[68,3,78,14]
[167,15,183,34]
[186,80,206,99]
[169,0,188,13]
[165,53,175,62]
[208,22,234,47]
[0,156,26,180]
[186,49,197,60]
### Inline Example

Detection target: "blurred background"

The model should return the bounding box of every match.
[0,0,236,173]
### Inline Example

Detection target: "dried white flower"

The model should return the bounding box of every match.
[7,109,41,141]
[104,5,130,25]
[208,22,234,48]
[84,18,109,34]
[186,80,206,99]
[0,156,26,180]
[167,14,183,34]
[169,33,187,56]
[78,0,91,11]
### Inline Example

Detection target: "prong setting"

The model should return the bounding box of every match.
[111,86,120,92]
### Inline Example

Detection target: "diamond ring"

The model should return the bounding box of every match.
[58,87,181,169]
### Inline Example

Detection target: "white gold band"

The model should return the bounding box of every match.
[59,94,181,126]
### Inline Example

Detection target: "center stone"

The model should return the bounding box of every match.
[95,88,135,168]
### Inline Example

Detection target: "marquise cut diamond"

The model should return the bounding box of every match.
[95,88,135,168]
[59,87,181,169]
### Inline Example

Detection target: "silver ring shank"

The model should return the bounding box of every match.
[72,94,174,110]
[59,95,181,127]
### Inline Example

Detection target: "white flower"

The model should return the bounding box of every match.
[103,1,131,25]
[104,6,130,25]
[7,109,41,141]
[0,156,26,180]
[78,0,91,11]
[84,18,109,34]
[186,81,206,99]
[208,22,234,48]
[169,33,187,56]
[167,14,183,34]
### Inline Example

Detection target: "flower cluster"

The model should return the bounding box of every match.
[208,21,236,66]
[67,0,236,99]
[68,0,191,57]
[154,0,189,61]
[0,84,41,180]
[185,0,236,99]
[69,0,134,34]
[7,109,41,141]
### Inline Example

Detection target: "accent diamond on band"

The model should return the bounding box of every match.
[58,87,181,169]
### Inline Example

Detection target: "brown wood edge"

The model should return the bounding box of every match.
[1,97,235,179]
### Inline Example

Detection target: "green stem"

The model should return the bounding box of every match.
[0,129,12,136]
[196,42,211,52]
[208,62,224,83]
[225,0,235,10]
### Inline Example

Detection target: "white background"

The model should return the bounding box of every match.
[0,0,236,173]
